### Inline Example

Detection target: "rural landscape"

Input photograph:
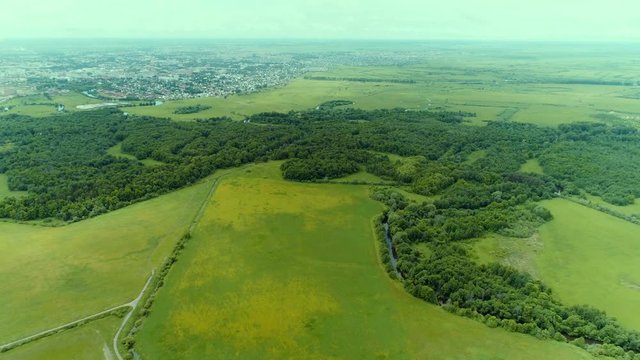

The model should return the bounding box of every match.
[2,2,640,359]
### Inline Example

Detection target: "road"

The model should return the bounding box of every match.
[113,272,154,360]
[0,272,154,354]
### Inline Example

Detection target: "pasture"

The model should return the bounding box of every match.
[134,162,590,359]
[473,199,640,331]
[0,175,214,344]
[0,316,120,360]
[537,199,640,331]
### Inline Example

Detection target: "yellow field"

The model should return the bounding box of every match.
[134,162,591,359]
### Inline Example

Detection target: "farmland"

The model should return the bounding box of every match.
[133,162,591,360]
[0,174,214,344]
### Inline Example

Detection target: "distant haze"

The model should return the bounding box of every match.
[1,0,639,41]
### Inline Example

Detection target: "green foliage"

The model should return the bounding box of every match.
[374,185,640,355]
[172,104,211,114]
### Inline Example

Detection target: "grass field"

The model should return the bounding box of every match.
[473,199,640,332]
[134,162,591,359]
[107,143,165,167]
[1,92,103,118]
[0,316,120,360]
[519,159,545,174]
[0,174,27,200]
[537,199,640,331]
[329,170,392,184]
[582,193,640,217]
[0,175,215,344]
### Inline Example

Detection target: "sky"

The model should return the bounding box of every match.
[1,0,639,41]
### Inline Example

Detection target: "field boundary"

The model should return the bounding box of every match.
[562,195,640,226]
[116,170,233,359]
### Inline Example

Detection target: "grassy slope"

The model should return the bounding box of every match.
[0,316,120,360]
[537,199,640,330]
[0,175,215,343]
[135,162,590,360]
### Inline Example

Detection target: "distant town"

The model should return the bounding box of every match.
[0,40,431,103]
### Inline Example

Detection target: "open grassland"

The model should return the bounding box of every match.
[537,199,640,331]
[1,92,103,118]
[474,198,640,332]
[0,175,215,344]
[0,316,120,360]
[135,162,591,360]
[0,174,27,200]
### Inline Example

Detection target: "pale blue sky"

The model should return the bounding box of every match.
[1,0,639,40]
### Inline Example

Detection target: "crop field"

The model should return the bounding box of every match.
[134,162,590,359]
[0,175,214,344]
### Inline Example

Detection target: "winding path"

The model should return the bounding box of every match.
[1,173,228,357]
[0,272,153,353]
[112,272,154,360]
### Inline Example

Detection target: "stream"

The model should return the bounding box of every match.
[383,219,403,280]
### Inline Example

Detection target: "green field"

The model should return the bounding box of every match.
[134,162,590,359]
[537,199,640,331]
[0,174,27,200]
[519,159,545,174]
[329,170,392,184]
[1,92,103,118]
[0,316,120,360]
[107,143,165,167]
[473,199,640,332]
[0,175,215,344]
[582,193,640,217]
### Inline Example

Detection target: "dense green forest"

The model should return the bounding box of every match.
[1,106,640,356]
[0,107,638,222]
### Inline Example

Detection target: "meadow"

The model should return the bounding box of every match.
[134,162,591,359]
[0,174,27,200]
[0,316,120,360]
[472,199,640,331]
[0,174,214,345]
[537,199,640,331]
[1,92,103,118]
